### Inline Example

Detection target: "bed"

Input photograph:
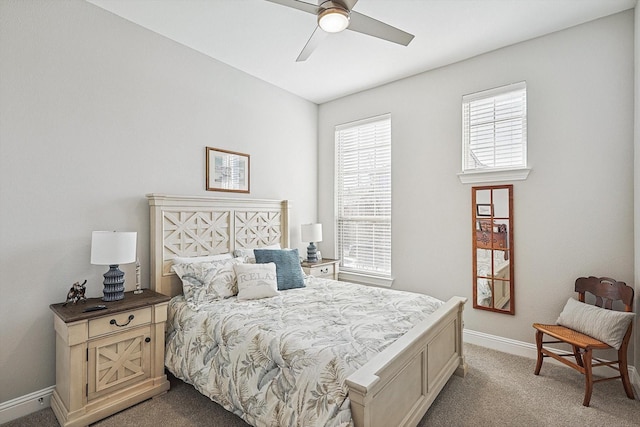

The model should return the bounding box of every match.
[147,194,467,427]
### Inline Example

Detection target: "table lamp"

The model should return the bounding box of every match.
[301,223,322,262]
[91,231,137,301]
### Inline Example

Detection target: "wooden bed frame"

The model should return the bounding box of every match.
[147,193,467,427]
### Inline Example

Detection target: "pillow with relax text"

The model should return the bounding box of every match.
[254,248,305,290]
[234,262,279,301]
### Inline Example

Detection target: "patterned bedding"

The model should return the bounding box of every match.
[165,276,443,427]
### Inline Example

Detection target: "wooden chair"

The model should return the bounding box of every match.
[532,276,635,406]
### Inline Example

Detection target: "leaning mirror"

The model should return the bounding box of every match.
[472,185,514,314]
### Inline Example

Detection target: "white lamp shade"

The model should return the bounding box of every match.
[301,223,323,243]
[91,231,137,265]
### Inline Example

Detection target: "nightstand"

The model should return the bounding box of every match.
[301,258,340,280]
[49,290,171,427]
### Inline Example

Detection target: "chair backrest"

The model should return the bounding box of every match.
[574,276,634,312]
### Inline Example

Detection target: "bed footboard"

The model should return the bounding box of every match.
[346,296,467,427]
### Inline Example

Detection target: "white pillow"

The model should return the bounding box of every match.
[171,258,243,306]
[234,262,279,301]
[233,244,281,263]
[172,253,233,265]
[557,298,635,349]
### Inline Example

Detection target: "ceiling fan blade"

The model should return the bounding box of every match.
[348,10,414,46]
[264,0,320,15]
[341,0,358,10]
[296,26,328,62]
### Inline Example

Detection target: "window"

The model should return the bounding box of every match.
[461,82,528,183]
[336,114,392,283]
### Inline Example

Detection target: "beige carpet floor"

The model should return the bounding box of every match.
[3,344,639,427]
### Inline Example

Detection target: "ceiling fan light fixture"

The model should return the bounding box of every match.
[318,7,350,33]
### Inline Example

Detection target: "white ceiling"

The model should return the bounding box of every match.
[87,0,636,104]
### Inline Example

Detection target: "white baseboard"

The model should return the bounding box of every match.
[463,328,640,399]
[464,328,539,358]
[0,385,54,425]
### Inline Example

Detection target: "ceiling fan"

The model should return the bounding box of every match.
[265,0,414,61]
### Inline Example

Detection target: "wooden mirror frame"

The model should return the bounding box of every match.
[472,185,514,314]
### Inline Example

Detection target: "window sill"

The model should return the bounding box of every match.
[338,271,394,288]
[457,168,531,184]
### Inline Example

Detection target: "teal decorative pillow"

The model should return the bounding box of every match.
[557,298,635,349]
[254,248,305,290]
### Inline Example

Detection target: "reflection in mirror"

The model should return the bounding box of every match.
[472,185,514,314]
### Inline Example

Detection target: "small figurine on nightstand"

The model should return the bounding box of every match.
[63,280,87,306]
[134,258,143,294]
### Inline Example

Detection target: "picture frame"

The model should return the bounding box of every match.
[206,147,250,193]
[476,203,493,217]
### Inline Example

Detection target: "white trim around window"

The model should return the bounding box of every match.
[459,82,530,184]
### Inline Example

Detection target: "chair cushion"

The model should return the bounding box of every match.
[557,298,634,350]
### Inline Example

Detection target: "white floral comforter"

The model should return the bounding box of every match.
[165,276,444,427]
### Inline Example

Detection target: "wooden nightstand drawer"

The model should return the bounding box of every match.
[301,258,340,280]
[306,264,335,278]
[88,307,151,338]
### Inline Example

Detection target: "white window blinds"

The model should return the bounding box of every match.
[336,114,391,277]
[462,82,527,172]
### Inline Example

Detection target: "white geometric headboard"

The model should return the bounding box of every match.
[146,194,290,297]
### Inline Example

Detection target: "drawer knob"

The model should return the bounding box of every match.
[110,314,134,327]
[320,268,329,274]
[145,337,151,343]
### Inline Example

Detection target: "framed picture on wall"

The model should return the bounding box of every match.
[476,204,493,217]
[206,147,250,193]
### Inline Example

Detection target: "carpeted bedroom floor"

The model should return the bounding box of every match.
[4,343,639,427]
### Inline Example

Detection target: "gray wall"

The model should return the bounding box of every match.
[0,0,318,402]
[318,11,634,348]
